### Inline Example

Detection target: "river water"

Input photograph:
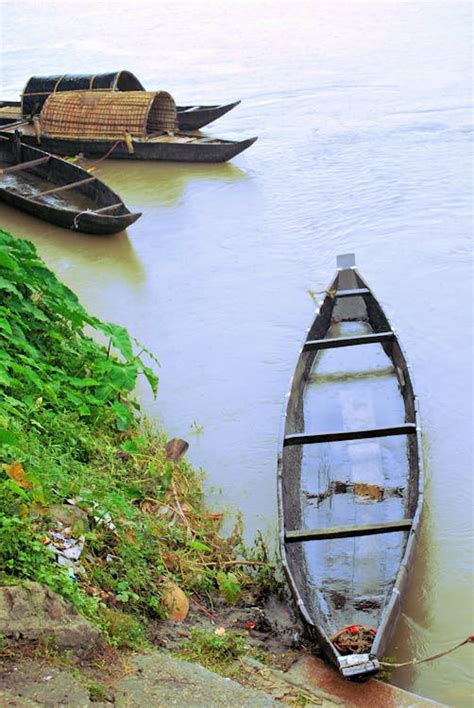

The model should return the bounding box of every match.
[0,1,472,703]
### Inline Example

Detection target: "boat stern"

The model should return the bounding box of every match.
[337,653,380,680]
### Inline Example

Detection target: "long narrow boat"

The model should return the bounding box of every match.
[0,99,242,132]
[0,91,256,163]
[176,101,241,130]
[277,254,423,680]
[0,135,141,234]
[12,71,241,131]
[3,126,257,163]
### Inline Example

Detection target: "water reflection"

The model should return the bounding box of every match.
[85,160,249,208]
[0,201,145,286]
[387,473,473,706]
[387,509,433,687]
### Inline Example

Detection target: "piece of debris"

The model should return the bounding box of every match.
[46,526,85,579]
[331,624,376,654]
[161,580,189,622]
[165,438,189,463]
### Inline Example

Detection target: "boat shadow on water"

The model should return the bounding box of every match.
[0,201,145,285]
[93,160,250,208]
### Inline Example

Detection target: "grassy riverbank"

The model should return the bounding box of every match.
[0,228,273,647]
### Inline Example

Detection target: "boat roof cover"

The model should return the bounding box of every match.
[21,71,145,115]
[40,90,177,138]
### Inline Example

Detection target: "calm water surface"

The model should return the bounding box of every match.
[1,1,472,704]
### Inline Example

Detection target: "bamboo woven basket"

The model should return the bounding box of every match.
[40,90,177,139]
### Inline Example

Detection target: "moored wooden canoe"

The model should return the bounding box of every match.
[0,90,255,164]
[0,99,242,131]
[1,70,242,132]
[176,101,241,130]
[0,134,141,235]
[0,124,257,163]
[277,254,423,679]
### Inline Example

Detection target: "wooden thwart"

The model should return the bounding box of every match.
[91,202,123,214]
[285,518,413,543]
[303,331,394,351]
[335,287,370,298]
[284,423,417,446]
[0,119,30,131]
[33,176,96,198]
[0,155,50,176]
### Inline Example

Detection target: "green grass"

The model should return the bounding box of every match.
[175,627,249,674]
[87,681,109,702]
[0,228,273,643]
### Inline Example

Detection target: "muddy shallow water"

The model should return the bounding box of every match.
[1,1,472,704]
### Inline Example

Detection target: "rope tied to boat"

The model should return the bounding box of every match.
[331,626,473,668]
[33,116,41,145]
[86,140,122,168]
[308,288,337,305]
[379,635,474,669]
[53,75,66,93]
[72,211,89,230]
[123,131,134,154]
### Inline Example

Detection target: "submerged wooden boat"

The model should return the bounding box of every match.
[0,135,141,234]
[277,254,423,679]
[0,90,255,163]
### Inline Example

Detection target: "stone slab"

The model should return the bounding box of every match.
[0,661,91,706]
[0,582,103,657]
[114,653,276,707]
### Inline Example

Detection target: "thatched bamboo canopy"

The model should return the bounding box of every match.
[22,71,145,115]
[40,90,177,138]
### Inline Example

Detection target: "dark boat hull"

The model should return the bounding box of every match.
[277,254,423,679]
[0,187,140,234]
[0,100,241,131]
[177,101,241,130]
[0,138,141,235]
[4,131,256,163]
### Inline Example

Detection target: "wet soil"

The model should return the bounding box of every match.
[148,591,305,661]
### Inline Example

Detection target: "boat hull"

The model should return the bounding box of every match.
[277,255,423,678]
[177,101,241,130]
[0,100,241,131]
[0,138,141,235]
[7,132,257,163]
[0,187,140,234]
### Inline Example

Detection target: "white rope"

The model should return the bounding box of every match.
[379,635,473,669]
